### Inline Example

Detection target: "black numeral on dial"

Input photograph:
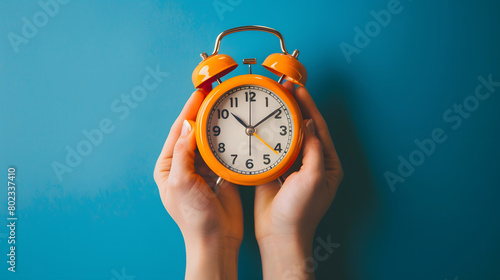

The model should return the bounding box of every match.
[263,154,270,165]
[230,97,238,107]
[245,91,256,102]
[279,125,287,135]
[275,109,282,119]
[218,143,226,153]
[217,109,229,119]
[274,143,282,153]
[246,159,254,169]
[213,126,221,136]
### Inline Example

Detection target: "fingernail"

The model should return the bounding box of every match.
[181,120,192,136]
[306,119,315,134]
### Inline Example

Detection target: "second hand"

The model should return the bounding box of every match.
[254,133,279,155]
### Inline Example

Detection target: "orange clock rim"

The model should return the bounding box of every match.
[195,74,303,186]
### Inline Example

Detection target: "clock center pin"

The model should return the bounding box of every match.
[245,127,255,136]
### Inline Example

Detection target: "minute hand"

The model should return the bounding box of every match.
[252,108,281,128]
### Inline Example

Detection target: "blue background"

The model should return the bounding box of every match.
[1,0,500,279]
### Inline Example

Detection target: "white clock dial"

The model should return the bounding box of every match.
[207,85,294,175]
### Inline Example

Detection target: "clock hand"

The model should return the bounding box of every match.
[252,107,281,128]
[231,113,248,128]
[249,93,252,156]
[253,133,279,155]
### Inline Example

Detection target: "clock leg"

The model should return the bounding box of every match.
[277,176,284,187]
[214,176,225,194]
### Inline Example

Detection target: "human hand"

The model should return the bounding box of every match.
[254,82,343,279]
[154,89,243,280]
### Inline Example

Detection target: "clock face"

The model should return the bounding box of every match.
[207,85,294,175]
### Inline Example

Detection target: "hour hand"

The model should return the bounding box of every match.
[231,113,249,128]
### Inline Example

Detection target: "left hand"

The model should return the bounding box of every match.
[154,89,243,280]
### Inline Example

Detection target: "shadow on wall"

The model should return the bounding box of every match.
[312,70,383,279]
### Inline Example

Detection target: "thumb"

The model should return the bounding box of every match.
[169,120,198,188]
[296,119,325,183]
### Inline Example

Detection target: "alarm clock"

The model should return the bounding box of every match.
[191,26,307,188]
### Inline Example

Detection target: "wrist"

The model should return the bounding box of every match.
[184,235,240,280]
[258,235,315,280]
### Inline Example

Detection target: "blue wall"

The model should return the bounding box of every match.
[1,0,499,279]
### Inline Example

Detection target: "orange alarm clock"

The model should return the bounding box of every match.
[191,26,307,189]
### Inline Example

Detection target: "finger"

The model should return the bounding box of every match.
[159,89,206,160]
[297,119,325,179]
[266,120,324,205]
[294,86,341,172]
[154,90,205,184]
[283,80,296,95]
[168,120,199,190]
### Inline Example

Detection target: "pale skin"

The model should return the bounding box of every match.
[154,81,343,279]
